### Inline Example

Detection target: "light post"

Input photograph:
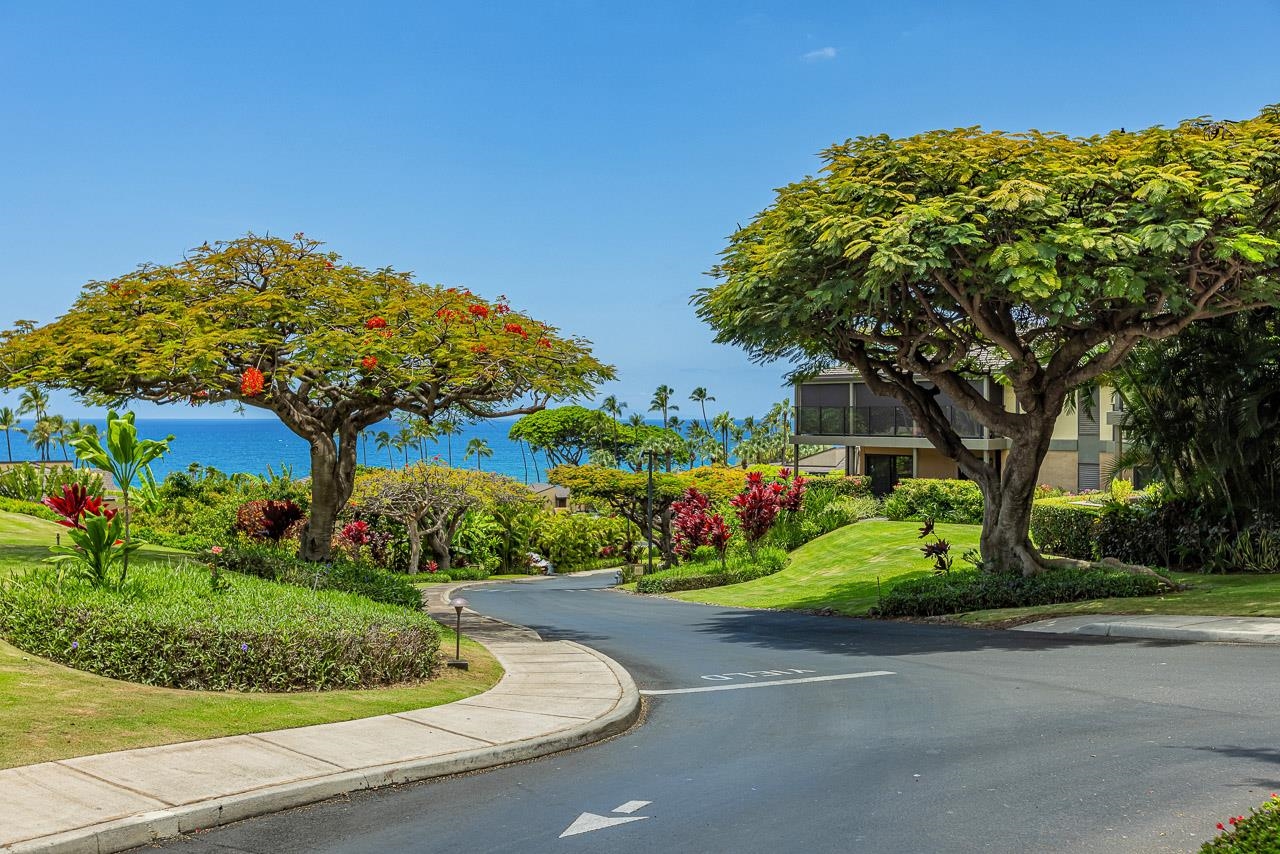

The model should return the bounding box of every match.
[447,596,469,670]
[645,450,655,576]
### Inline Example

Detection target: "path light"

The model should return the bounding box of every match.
[447,597,469,670]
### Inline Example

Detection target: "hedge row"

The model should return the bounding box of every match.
[635,547,788,594]
[872,568,1171,618]
[882,479,985,524]
[0,562,441,691]
[209,543,423,609]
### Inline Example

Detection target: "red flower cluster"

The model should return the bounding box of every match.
[436,308,458,322]
[425,560,440,573]
[43,484,115,529]
[468,303,490,319]
[537,337,552,349]
[470,343,488,354]
[503,322,528,338]
[323,261,334,270]
[240,367,265,397]
[360,355,378,370]
[365,316,387,329]
[378,328,394,339]
[495,302,511,315]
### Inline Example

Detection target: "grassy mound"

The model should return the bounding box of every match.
[0,561,441,691]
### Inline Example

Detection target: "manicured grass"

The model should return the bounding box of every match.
[669,520,981,615]
[0,635,500,768]
[0,510,503,768]
[958,571,1280,626]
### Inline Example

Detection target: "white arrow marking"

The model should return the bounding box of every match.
[559,812,649,838]
[613,800,651,814]
[642,670,894,695]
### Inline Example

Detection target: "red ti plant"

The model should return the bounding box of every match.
[777,467,807,513]
[42,484,114,530]
[704,513,732,571]
[731,471,781,554]
[671,487,712,558]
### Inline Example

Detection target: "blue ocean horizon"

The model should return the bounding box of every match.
[5,417,566,484]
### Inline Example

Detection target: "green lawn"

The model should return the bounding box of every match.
[670,519,1280,625]
[670,520,981,614]
[958,571,1280,626]
[0,510,503,768]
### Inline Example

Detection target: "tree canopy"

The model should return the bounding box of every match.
[0,234,613,559]
[508,405,614,466]
[696,108,1280,575]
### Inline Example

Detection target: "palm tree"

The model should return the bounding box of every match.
[599,395,626,464]
[17,386,49,460]
[464,437,493,471]
[47,415,69,461]
[711,411,735,465]
[689,387,715,432]
[437,416,460,466]
[411,418,437,461]
[627,412,646,428]
[0,407,16,462]
[396,425,415,467]
[649,385,678,427]
[359,429,373,466]
[24,418,57,464]
[374,430,395,467]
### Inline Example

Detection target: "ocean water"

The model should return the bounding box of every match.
[10,417,559,484]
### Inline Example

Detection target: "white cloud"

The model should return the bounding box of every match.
[802,46,837,62]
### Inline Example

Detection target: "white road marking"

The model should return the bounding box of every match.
[641,670,894,695]
[701,668,816,681]
[613,800,651,814]
[559,812,649,838]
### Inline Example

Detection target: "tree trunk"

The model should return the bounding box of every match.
[976,428,1052,576]
[300,430,358,562]
[405,520,422,574]
[427,529,452,574]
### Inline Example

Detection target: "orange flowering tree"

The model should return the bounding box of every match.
[0,235,614,561]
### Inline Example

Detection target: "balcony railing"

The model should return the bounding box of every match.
[795,405,987,440]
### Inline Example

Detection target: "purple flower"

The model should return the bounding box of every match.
[71,641,79,650]
[240,642,248,652]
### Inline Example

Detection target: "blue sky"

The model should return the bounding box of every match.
[2,0,1278,420]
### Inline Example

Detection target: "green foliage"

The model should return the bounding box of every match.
[882,479,985,524]
[508,406,614,467]
[533,512,633,571]
[1200,794,1280,852]
[805,474,872,498]
[873,568,1171,618]
[0,561,441,691]
[46,511,143,591]
[636,546,789,594]
[0,496,61,521]
[70,411,171,498]
[0,463,104,502]
[1030,497,1103,560]
[208,542,422,609]
[1109,477,1134,504]
[766,489,880,552]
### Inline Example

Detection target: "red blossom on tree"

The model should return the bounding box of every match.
[378,329,394,339]
[537,337,552,348]
[240,367,265,396]
[42,484,114,529]
[365,316,387,329]
[360,355,378,370]
[470,343,488,354]
[495,302,511,315]
[436,308,458,322]
[468,303,490,319]
[503,322,528,338]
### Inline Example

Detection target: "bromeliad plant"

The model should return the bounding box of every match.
[918,518,954,575]
[69,410,172,584]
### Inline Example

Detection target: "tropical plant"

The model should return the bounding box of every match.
[696,107,1280,576]
[689,387,714,432]
[0,406,17,462]
[16,387,49,460]
[509,405,613,466]
[68,410,172,582]
[0,234,612,561]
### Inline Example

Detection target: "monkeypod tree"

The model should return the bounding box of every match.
[697,108,1280,576]
[508,405,614,466]
[0,235,613,561]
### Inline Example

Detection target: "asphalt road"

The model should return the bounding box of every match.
[151,575,1280,853]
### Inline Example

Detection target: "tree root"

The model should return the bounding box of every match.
[1036,554,1180,589]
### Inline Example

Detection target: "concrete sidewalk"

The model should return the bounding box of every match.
[1013,613,1280,644]
[0,581,640,854]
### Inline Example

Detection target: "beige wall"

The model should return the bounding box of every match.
[915,448,959,479]
[1037,451,1078,491]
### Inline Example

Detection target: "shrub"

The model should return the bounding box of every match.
[234,499,305,542]
[0,463,104,502]
[532,512,633,572]
[872,568,1171,618]
[806,474,872,498]
[1202,794,1280,852]
[766,489,879,552]
[209,542,422,609]
[636,546,788,593]
[882,479,984,524]
[0,561,441,691]
[438,564,491,581]
[1093,500,1173,566]
[0,496,61,521]
[1029,497,1102,560]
